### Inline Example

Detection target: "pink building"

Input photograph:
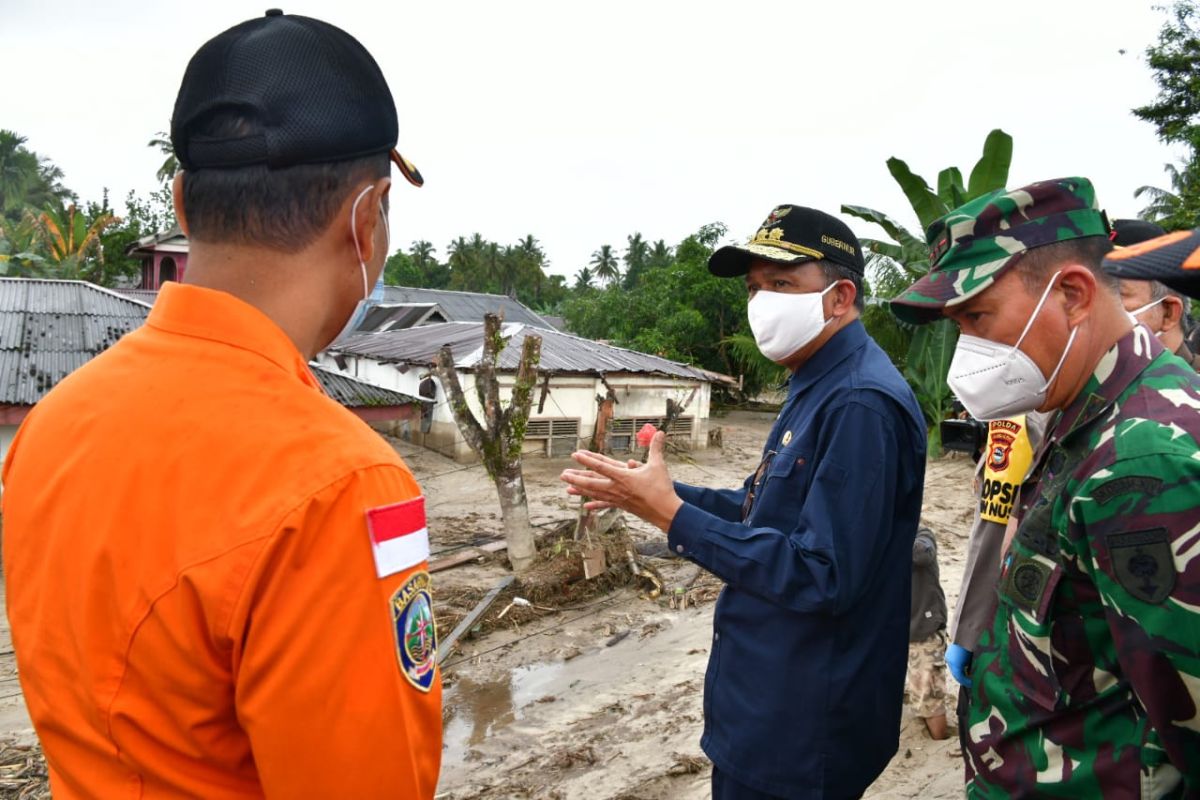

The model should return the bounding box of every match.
[127,225,189,289]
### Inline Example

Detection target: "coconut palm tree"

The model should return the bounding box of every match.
[1135,161,1200,231]
[574,266,595,290]
[647,239,673,269]
[589,244,620,285]
[0,131,74,225]
[622,232,651,289]
[148,131,179,183]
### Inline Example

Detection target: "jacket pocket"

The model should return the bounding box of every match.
[997,545,1065,711]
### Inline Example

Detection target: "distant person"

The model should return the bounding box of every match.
[907,527,949,740]
[562,205,927,799]
[2,11,441,798]
[419,372,438,433]
[892,177,1200,796]
[1107,219,1200,370]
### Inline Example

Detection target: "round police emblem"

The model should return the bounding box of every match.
[391,571,437,692]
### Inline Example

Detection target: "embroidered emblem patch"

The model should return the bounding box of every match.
[1091,476,1163,505]
[1107,528,1175,604]
[392,570,437,691]
[999,549,1060,620]
[764,206,791,226]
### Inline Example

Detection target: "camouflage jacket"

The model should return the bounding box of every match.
[965,328,1200,799]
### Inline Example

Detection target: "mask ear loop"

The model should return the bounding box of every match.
[1011,270,1063,354]
[1040,325,1079,392]
[1130,297,1164,317]
[350,184,376,299]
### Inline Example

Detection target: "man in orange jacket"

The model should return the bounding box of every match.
[2,11,441,798]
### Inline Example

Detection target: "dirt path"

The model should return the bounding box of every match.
[0,410,979,799]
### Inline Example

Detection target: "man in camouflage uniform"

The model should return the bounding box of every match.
[892,177,1200,797]
[1108,220,1200,372]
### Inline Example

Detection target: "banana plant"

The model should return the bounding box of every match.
[26,203,119,281]
[842,128,1014,454]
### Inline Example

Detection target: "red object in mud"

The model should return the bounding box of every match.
[637,423,658,448]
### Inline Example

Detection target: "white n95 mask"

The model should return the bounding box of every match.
[947,271,1078,421]
[748,283,837,362]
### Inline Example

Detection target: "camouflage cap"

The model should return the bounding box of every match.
[890,177,1111,325]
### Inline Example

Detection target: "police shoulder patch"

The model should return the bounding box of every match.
[1106,528,1176,605]
[391,570,437,691]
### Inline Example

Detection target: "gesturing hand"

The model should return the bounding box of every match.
[559,430,683,532]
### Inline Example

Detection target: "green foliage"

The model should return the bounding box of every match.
[723,332,787,391]
[1133,1,1200,229]
[622,232,651,289]
[843,129,1014,453]
[148,131,179,184]
[0,130,75,227]
[561,222,771,392]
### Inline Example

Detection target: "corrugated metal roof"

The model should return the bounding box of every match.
[330,322,716,381]
[108,285,553,330]
[309,364,422,408]
[0,279,151,405]
[0,279,425,409]
[112,289,159,305]
[380,286,554,329]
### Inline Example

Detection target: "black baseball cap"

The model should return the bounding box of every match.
[171,9,423,187]
[1111,218,1166,247]
[708,205,866,277]
[1104,228,1200,300]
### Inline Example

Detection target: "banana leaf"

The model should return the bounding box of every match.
[886,158,948,231]
[966,129,1013,201]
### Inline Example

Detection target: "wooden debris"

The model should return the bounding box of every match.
[429,540,508,574]
[438,575,514,665]
[667,752,709,775]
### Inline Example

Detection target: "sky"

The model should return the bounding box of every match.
[1,0,1184,280]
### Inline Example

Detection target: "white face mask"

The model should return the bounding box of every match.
[747,283,837,362]
[947,271,1078,421]
[1129,297,1165,338]
[333,184,390,343]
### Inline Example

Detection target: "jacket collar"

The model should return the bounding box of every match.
[787,320,869,401]
[145,283,321,391]
[1055,326,1163,441]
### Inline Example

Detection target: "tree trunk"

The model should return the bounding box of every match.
[496,464,537,572]
[433,312,542,574]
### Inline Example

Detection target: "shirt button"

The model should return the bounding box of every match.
[714,632,720,642]
[675,544,684,554]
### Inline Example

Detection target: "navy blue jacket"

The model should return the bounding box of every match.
[668,321,926,799]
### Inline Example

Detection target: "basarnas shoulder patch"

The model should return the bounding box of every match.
[391,570,437,691]
[1106,528,1176,604]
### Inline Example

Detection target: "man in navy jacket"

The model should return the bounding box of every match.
[563,205,926,799]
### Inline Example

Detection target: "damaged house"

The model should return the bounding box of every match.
[317,321,734,462]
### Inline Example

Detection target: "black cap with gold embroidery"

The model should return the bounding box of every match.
[708,205,865,277]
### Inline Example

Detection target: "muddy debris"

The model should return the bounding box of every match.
[0,739,49,800]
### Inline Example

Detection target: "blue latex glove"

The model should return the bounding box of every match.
[946,643,974,688]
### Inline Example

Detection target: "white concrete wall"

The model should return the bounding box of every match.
[314,354,711,462]
[0,425,18,473]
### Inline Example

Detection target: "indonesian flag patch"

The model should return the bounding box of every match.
[366,497,430,579]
